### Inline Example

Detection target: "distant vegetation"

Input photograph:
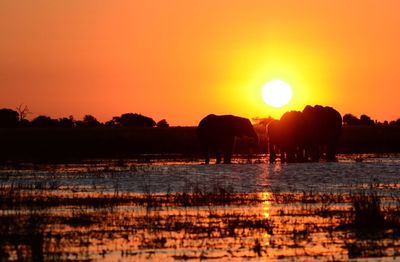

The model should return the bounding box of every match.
[0,106,169,128]
[1,105,399,128]
[0,106,400,162]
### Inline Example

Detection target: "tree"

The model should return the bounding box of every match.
[58,116,75,128]
[113,113,156,127]
[390,118,400,126]
[156,119,169,128]
[76,115,102,127]
[16,104,32,121]
[359,114,374,125]
[31,115,58,127]
[343,114,360,125]
[83,114,101,127]
[104,120,117,127]
[0,108,19,127]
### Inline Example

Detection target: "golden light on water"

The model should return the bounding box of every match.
[260,192,271,219]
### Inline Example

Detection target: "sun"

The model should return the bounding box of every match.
[261,80,293,107]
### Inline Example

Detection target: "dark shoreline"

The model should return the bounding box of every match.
[1,125,399,163]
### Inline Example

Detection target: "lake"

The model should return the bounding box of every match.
[2,153,400,194]
[1,154,400,261]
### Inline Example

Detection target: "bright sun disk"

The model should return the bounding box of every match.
[261,80,293,107]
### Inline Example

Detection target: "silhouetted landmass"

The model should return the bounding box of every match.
[0,127,198,162]
[0,108,160,129]
[0,125,399,163]
[0,106,399,129]
[338,125,400,153]
[0,106,400,163]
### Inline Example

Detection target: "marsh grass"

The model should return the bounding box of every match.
[1,182,400,260]
[352,193,385,230]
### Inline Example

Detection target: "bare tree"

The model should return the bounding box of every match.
[16,104,32,121]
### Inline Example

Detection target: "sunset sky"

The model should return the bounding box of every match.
[1,1,400,125]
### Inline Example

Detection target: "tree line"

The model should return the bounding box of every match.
[0,107,169,128]
[342,114,400,126]
[0,105,399,128]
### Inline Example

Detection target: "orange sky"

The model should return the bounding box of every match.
[1,1,400,125]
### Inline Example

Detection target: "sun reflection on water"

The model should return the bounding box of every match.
[260,192,271,219]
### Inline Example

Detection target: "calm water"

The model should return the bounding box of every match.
[1,154,400,195]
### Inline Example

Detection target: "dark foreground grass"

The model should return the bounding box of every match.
[335,191,400,259]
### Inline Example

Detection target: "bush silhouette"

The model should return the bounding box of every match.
[58,116,75,128]
[0,108,19,127]
[156,119,169,128]
[343,114,360,125]
[31,116,58,127]
[113,113,156,127]
[359,114,374,125]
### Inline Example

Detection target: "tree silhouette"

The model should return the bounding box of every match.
[31,115,58,127]
[16,104,32,121]
[75,115,101,127]
[359,114,375,125]
[0,108,19,127]
[156,119,169,128]
[113,113,156,127]
[83,115,101,127]
[104,119,117,127]
[58,116,75,128]
[343,114,360,125]
[390,119,400,126]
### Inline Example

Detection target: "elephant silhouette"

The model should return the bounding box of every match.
[197,114,258,164]
[267,111,306,163]
[267,105,342,163]
[302,105,342,161]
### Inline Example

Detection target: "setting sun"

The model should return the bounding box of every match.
[261,80,293,107]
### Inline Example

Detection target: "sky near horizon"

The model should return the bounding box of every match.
[1,1,400,125]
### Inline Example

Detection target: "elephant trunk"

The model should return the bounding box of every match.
[249,131,259,147]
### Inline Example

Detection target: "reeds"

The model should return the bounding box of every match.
[2,181,400,260]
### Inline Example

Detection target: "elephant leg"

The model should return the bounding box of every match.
[269,144,276,163]
[326,144,336,161]
[286,149,296,163]
[223,152,232,164]
[296,147,305,162]
[216,150,222,164]
[304,146,312,162]
[223,136,234,164]
[310,145,319,162]
[280,149,286,163]
[205,151,210,164]
[203,144,210,164]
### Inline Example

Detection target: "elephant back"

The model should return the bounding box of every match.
[197,114,257,141]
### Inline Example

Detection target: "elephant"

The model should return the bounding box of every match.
[267,111,307,163]
[267,105,342,163]
[302,105,342,161]
[197,114,258,164]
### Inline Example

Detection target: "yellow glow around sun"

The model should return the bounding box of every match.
[261,80,293,107]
